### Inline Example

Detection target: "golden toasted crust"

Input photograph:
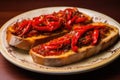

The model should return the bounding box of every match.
[30,22,119,66]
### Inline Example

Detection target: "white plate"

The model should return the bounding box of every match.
[0,7,120,74]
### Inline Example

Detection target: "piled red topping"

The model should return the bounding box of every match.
[32,24,110,56]
[12,8,89,38]
[10,8,111,56]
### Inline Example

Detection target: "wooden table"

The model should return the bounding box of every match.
[0,0,120,80]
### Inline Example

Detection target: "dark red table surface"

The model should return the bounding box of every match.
[0,0,120,80]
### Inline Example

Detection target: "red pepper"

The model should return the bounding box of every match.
[48,21,61,31]
[71,29,88,52]
[65,8,75,20]
[42,41,63,50]
[74,25,93,32]
[65,17,87,30]
[32,21,60,32]
[44,45,60,50]
[75,17,87,23]
[32,15,61,32]
[92,29,99,45]
[50,34,71,46]
[71,31,81,52]
[72,25,104,52]
[42,34,71,50]
[19,20,32,36]
[45,15,58,21]
[15,20,29,33]
[65,16,78,30]
[32,16,45,25]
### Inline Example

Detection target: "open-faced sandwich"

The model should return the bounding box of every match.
[30,22,119,66]
[7,8,92,50]
[6,8,119,66]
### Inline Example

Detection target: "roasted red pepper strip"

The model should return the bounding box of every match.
[74,25,94,32]
[15,20,29,33]
[44,45,60,50]
[45,15,58,21]
[65,16,78,30]
[50,34,71,46]
[33,21,60,31]
[47,21,61,31]
[92,29,99,45]
[42,34,71,50]
[71,29,89,52]
[65,8,77,20]
[71,31,81,52]
[75,17,87,23]
[65,17,87,30]
[32,16,44,25]
[19,20,32,36]
[72,25,105,52]
[32,16,45,31]
[32,15,61,32]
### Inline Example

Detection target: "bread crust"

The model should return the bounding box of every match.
[30,23,119,66]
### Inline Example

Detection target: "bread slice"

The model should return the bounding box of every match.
[30,22,119,66]
[6,8,92,50]
[7,29,68,50]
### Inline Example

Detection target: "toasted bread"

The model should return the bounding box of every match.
[6,29,68,50]
[30,22,119,66]
[6,8,92,50]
